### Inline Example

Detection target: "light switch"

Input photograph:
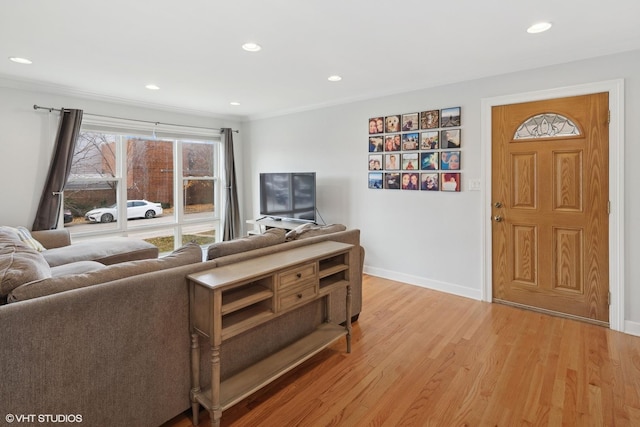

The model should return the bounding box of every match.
[468,179,481,191]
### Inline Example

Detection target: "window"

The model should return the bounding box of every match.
[64,120,221,254]
[513,113,581,140]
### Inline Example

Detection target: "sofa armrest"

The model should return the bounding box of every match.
[30,229,71,249]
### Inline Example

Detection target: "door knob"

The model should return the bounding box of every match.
[494,202,503,208]
[494,215,503,222]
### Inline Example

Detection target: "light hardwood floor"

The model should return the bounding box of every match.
[163,274,640,426]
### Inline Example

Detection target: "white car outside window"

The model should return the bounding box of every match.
[85,200,163,223]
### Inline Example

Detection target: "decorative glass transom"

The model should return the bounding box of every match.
[514,113,580,139]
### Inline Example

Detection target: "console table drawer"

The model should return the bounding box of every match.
[277,282,317,311]
[277,263,317,291]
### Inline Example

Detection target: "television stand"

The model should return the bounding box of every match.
[246,218,313,234]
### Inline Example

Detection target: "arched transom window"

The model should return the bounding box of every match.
[513,113,581,139]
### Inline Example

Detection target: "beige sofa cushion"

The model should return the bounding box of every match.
[0,244,52,297]
[30,229,71,249]
[207,228,286,260]
[8,242,202,302]
[50,261,107,277]
[41,237,159,267]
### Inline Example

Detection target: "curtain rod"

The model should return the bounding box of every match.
[33,104,239,133]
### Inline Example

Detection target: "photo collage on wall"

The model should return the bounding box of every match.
[368,107,462,192]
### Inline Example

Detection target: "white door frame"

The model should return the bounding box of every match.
[480,79,625,332]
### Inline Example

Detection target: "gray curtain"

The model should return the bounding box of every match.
[222,128,241,240]
[32,109,83,231]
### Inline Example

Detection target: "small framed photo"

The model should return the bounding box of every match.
[401,153,419,170]
[385,172,401,189]
[369,136,383,152]
[402,113,419,131]
[420,152,439,170]
[441,173,461,192]
[384,134,401,151]
[385,115,401,133]
[369,116,384,134]
[441,107,461,127]
[368,172,383,189]
[420,110,439,129]
[441,129,461,148]
[368,154,383,170]
[440,151,461,170]
[402,172,420,190]
[420,131,439,150]
[402,132,419,150]
[385,153,400,170]
[420,173,439,191]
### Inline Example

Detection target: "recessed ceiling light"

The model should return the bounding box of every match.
[145,84,160,90]
[527,22,552,34]
[9,57,32,64]
[230,101,241,106]
[242,42,261,52]
[328,75,342,82]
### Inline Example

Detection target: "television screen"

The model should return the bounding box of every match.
[259,172,316,222]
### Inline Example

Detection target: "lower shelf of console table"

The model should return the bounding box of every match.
[187,240,353,427]
[195,323,346,412]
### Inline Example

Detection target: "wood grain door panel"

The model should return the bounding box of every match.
[492,93,609,323]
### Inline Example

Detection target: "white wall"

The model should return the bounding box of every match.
[1,50,638,333]
[0,84,244,228]
[243,49,640,332]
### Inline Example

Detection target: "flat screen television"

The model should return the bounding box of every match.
[259,172,316,223]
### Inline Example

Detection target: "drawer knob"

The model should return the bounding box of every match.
[297,293,303,299]
[296,273,302,279]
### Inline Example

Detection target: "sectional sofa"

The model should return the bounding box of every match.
[0,225,363,427]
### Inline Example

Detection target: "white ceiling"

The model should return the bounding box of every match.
[1,0,640,120]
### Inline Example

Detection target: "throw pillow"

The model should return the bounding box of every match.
[207,228,286,260]
[284,223,314,241]
[16,226,46,251]
[0,226,46,251]
[286,224,347,240]
[0,244,52,296]
[0,227,22,246]
[7,242,203,303]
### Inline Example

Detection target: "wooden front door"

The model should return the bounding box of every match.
[491,93,609,324]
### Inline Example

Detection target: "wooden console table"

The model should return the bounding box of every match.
[187,240,353,427]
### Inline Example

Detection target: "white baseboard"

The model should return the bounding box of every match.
[363,265,482,301]
[624,320,640,337]
[365,265,640,338]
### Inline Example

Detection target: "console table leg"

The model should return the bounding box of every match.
[190,333,201,426]
[210,411,220,427]
[211,344,221,427]
[346,284,352,353]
